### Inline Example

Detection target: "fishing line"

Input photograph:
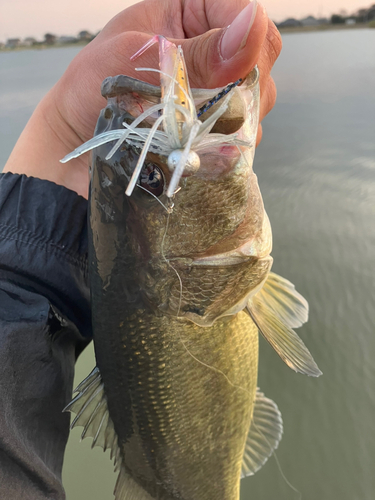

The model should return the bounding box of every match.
[136,55,297,495]
[251,420,302,500]
[180,331,302,499]
[160,212,183,317]
[177,326,302,499]
[159,207,252,395]
[160,213,244,382]
[135,184,171,213]
[235,133,300,496]
[177,332,250,397]
[154,109,296,494]
[172,301,301,499]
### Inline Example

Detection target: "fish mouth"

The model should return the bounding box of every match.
[100,70,259,136]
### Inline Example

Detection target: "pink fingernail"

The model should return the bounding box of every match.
[220,0,258,61]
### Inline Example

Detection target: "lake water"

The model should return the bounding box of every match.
[1,29,375,500]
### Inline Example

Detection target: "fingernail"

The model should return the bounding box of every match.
[220,0,258,61]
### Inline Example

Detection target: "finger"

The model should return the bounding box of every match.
[98,0,250,40]
[256,123,263,147]
[57,1,271,142]
[74,1,271,92]
[97,0,185,39]
[82,0,267,93]
[97,1,268,89]
[56,31,158,141]
[257,19,282,98]
[182,0,251,35]
[259,76,277,123]
[179,1,269,88]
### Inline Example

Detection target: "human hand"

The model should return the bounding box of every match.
[4,0,281,198]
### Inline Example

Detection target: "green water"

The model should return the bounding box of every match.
[1,29,375,500]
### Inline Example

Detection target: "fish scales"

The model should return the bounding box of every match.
[92,302,258,499]
[63,35,321,500]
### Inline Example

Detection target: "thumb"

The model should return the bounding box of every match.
[181,0,268,88]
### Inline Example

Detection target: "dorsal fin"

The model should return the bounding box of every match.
[247,272,322,377]
[241,388,283,477]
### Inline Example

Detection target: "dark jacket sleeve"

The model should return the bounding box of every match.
[0,173,91,499]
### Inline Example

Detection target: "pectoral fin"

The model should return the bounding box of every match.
[259,272,309,328]
[241,388,283,477]
[247,273,322,377]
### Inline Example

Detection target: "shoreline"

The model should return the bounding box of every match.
[0,40,90,53]
[278,22,374,34]
[1,22,374,53]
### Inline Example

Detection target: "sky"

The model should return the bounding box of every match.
[0,0,372,41]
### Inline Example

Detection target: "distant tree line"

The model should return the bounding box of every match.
[2,4,375,49]
[331,5,375,24]
[1,30,97,50]
[276,4,375,29]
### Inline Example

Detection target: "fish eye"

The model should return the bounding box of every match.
[139,163,164,197]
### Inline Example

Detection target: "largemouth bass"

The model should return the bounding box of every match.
[63,36,321,500]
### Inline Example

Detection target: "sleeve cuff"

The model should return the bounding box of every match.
[0,173,91,338]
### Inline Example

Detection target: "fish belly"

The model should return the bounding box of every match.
[92,299,258,500]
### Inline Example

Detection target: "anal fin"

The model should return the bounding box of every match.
[65,368,156,500]
[64,367,121,466]
[241,388,283,477]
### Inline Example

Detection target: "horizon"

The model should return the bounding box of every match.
[0,0,373,42]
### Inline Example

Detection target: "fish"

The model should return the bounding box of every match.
[62,36,321,500]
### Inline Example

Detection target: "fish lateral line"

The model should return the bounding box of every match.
[160,212,183,316]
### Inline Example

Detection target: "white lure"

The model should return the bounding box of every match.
[60,35,250,198]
